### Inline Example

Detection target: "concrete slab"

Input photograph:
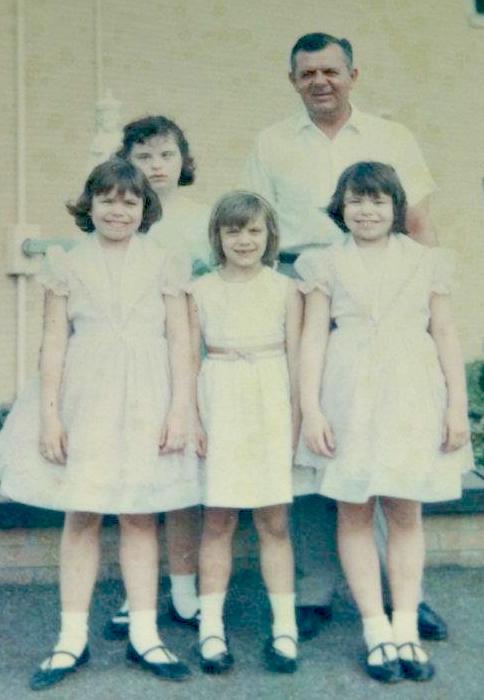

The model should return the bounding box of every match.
[0,564,483,700]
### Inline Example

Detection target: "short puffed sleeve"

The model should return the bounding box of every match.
[294,249,333,296]
[159,251,192,296]
[430,248,455,296]
[36,246,71,296]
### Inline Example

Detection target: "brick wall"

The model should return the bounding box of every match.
[1,513,482,585]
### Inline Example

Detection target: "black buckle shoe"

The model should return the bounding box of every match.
[168,599,200,631]
[398,642,435,681]
[417,602,448,641]
[30,647,90,691]
[198,636,234,674]
[365,643,403,684]
[263,636,298,674]
[126,642,191,681]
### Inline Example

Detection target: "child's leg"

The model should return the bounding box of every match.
[165,507,200,618]
[337,499,396,666]
[43,511,102,670]
[199,507,238,659]
[107,508,200,630]
[380,498,429,665]
[253,504,297,659]
[119,513,177,663]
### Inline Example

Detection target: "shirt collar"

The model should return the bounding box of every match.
[294,103,365,135]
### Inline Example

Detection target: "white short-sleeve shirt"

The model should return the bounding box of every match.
[243,106,436,252]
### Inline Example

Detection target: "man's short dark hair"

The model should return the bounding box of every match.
[290,32,353,72]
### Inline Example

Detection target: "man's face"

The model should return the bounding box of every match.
[289,44,358,122]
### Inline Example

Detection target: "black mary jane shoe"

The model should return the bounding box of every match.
[398,642,435,682]
[198,636,234,674]
[126,642,191,681]
[103,608,129,641]
[365,643,403,684]
[263,636,298,674]
[168,598,200,631]
[30,647,90,691]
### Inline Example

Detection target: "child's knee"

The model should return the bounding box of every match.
[254,507,289,540]
[119,513,157,533]
[381,498,422,530]
[65,511,102,534]
[337,499,375,529]
[203,509,238,539]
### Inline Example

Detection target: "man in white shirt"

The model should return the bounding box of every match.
[244,32,446,642]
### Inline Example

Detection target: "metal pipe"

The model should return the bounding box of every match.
[15,276,27,394]
[94,0,103,100]
[15,0,26,393]
[16,0,26,225]
[22,238,79,257]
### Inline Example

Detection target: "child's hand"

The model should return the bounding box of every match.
[441,406,470,452]
[159,410,187,454]
[39,416,68,465]
[192,415,207,458]
[303,410,335,457]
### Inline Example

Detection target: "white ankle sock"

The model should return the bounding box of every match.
[363,614,397,665]
[269,593,298,659]
[199,592,227,659]
[170,573,199,619]
[392,610,428,662]
[41,611,88,670]
[119,598,129,615]
[129,609,178,664]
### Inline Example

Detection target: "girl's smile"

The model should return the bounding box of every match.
[343,191,394,246]
[91,188,143,247]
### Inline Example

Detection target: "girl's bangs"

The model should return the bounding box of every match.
[346,171,392,198]
[218,198,263,229]
[91,169,144,199]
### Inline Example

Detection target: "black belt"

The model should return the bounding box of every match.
[278,251,299,264]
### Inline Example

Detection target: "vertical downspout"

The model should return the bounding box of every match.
[94,0,103,101]
[15,0,27,394]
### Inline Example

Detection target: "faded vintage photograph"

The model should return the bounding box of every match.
[0,1,483,698]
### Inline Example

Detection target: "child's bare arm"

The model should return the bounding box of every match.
[39,290,69,464]
[162,293,191,452]
[285,281,303,450]
[299,290,335,457]
[188,294,207,457]
[429,293,470,451]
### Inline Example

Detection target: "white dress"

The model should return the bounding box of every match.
[0,234,199,514]
[190,267,293,508]
[295,234,472,503]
